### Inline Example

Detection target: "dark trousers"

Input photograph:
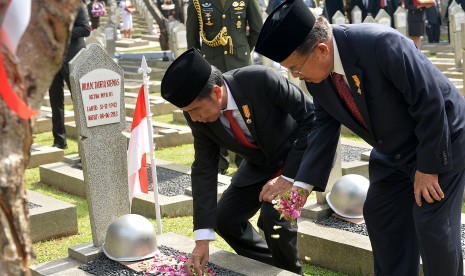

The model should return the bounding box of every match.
[216,181,302,274]
[426,23,441,43]
[49,63,71,148]
[364,169,465,276]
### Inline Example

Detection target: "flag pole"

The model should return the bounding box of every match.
[138,56,163,235]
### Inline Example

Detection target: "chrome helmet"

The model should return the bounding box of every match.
[103,214,158,261]
[326,174,369,219]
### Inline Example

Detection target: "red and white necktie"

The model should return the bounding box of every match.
[223,110,259,149]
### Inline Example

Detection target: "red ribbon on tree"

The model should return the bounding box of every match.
[0,44,36,119]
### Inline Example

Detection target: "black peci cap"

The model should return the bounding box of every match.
[255,0,316,62]
[161,48,212,108]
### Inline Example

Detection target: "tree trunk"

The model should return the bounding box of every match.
[142,0,170,50]
[0,0,80,275]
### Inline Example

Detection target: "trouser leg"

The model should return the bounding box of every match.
[216,182,301,274]
[49,67,67,148]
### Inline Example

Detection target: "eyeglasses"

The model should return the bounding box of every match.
[282,50,312,76]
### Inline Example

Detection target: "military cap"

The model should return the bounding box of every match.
[255,0,316,62]
[161,48,212,108]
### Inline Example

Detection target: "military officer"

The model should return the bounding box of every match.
[186,0,263,73]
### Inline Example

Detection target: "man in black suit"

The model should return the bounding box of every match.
[161,48,314,275]
[49,2,90,149]
[426,0,442,43]
[256,0,465,275]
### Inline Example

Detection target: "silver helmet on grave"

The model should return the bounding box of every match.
[326,174,369,219]
[103,214,158,261]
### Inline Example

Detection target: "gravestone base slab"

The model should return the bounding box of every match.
[34,107,75,134]
[28,190,78,242]
[173,109,187,123]
[341,160,369,178]
[68,242,101,264]
[125,95,176,116]
[29,144,64,169]
[39,159,230,218]
[301,198,333,220]
[40,162,86,198]
[31,233,298,276]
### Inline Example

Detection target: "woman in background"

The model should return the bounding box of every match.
[119,0,135,38]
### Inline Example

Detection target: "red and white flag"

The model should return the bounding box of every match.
[127,85,150,205]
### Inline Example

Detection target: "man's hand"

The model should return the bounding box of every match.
[414,170,444,206]
[184,240,209,275]
[259,176,293,202]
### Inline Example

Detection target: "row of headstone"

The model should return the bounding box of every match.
[167,20,188,58]
[450,0,465,68]
[333,6,407,36]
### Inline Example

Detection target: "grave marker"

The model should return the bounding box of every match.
[393,6,407,36]
[351,5,362,24]
[69,44,130,246]
[332,10,346,25]
[451,5,465,68]
[375,9,391,27]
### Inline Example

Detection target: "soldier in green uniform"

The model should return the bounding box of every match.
[186,0,263,72]
[186,0,264,173]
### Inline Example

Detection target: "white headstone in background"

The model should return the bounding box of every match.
[363,14,377,23]
[394,6,407,36]
[69,44,130,247]
[172,23,187,58]
[451,5,465,68]
[375,9,391,27]
[351,5,362,24]
[332,10,346,24]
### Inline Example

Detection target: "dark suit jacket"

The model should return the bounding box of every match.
[372,0,398,26]
[66,3,91,62]
[426,4,442,25]
[186,0,263,72]
[186,65,315,230]
[296,24,465,191]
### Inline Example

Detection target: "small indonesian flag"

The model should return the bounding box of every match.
[127,85,150,205]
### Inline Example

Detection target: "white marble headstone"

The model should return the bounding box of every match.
[375,9,391,27]
[351,5,362,24]
[332,10,346,24]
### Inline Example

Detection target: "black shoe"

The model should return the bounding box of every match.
[52,144,68,149]
[218,168,228,175]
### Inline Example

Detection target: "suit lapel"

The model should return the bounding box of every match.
[223,75,259,146]
[332,25,373,135]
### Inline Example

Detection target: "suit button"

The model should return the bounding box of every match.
[394,154,401,159]
[222,14,226,18]
[377,140,383,145]
[224,51,228,54]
